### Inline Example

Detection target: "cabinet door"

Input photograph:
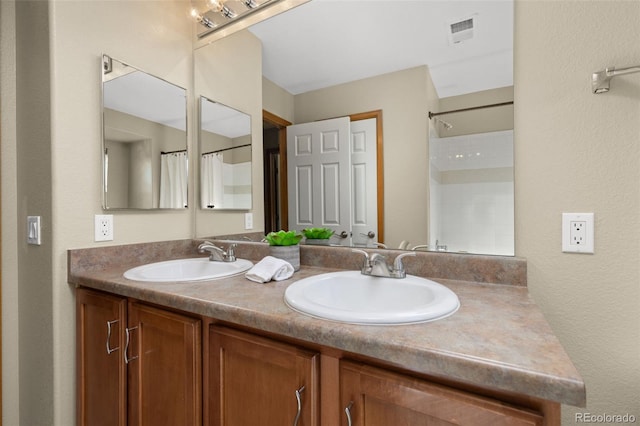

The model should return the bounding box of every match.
[127,301,202,426]
[209,326,319,426]
[76,288,127,426]
[340,361,544,426]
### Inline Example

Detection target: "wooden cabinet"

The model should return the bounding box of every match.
[77,288,127,426]
[78,288,557,426]
[340,361,544,426]
[127,300,202,426]
[76,288,202,426]
[208,326,319,426]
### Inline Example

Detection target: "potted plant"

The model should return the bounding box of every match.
[264,230,303,271]
[302,227,334,245]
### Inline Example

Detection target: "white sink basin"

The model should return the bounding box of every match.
[284,271,459,325]
[124,258,253,282]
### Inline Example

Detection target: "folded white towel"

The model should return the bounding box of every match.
[245,256,295,283]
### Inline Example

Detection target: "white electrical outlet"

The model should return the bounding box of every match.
[95,214,114,242]
[244,213,253,230]
[562,213,594,253]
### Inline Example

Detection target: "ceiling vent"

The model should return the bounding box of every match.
[448,15,476,45]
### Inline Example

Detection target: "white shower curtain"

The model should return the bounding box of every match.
[201,152,223,209]
[159,151,188,208]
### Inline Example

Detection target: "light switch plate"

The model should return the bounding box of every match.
[562,213,594,254]
[27,216,41,245]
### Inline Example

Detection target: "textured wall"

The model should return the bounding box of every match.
[515,0,640,423]
[49,1,193,424]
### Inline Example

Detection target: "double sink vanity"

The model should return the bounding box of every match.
[70,239,585,425]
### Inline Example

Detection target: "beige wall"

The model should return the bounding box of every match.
[515,0,640,423]
[263,76,295,123]
[0,1,20,423]
[194,30,264,237]
[2,0,194,424]
[293,66,437,249]
[1,0,639,424]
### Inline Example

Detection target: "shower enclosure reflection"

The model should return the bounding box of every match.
[199,96,253,210]
[428,97,514,256]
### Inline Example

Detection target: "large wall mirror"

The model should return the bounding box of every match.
[102,55,188,210]
[199,96,252,210]
[195,0,514,256]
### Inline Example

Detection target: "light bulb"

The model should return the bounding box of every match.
[207,0,223,12]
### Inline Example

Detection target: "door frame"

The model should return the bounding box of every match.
[263,110,292,231]
[263,109,384,243]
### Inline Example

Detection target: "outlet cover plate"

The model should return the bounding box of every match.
[562,213,594,254]
[95,214,114,242]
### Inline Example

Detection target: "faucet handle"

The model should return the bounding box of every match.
[197,240,215,253]
[225,243,237,262]
[392,251,416,278]
[351,249,371,271]
[351,248,369,261]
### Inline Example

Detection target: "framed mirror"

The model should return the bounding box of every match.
[199,96,252,210]
[101,55,188,210]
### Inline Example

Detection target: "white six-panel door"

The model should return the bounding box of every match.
[349,118,378,247]
[287,117,352,245]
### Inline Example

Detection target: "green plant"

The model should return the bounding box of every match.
[302,227,334,239]
[264,230,303,246]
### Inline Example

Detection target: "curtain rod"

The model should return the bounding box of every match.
[161,149,187,155]
[428,101,514,119]
[202,143,251,156]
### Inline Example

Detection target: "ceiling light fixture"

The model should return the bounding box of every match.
[192,0,280,38]
[190,8,216,29]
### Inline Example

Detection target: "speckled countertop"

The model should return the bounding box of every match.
[68,239,585,407]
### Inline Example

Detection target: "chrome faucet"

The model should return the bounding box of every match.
[411,241,448,252]
[197,241,237,262]
[352,249,416,278]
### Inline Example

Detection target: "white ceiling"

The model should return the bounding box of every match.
[201,98,252,138]
[103,69,187,131]
[249,0,513,98]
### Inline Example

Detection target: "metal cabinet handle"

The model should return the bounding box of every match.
[106,319,119,354]
[339,231,350,239]
[360,231,375,239]
[124,326,138,364]
[345,401,354,426]
[293,385,305,426]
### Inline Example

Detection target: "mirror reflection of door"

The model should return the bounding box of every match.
[349,118,379,248]
[287,117,352,246]
[263,111,384,247]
